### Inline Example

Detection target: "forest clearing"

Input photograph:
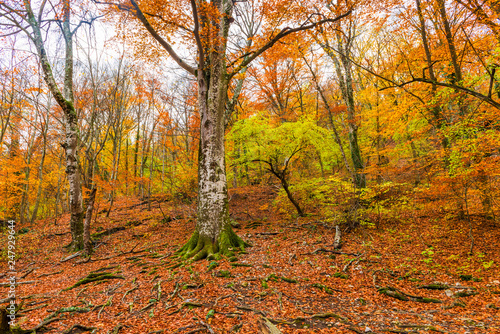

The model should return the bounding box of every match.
[1,0,500,332]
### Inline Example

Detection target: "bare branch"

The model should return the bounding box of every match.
[381,77,500,110]
[190,0,204,72]
[71,15,103,35]
[227,10,352,79]
[38,0,47,25]
[128,0,196,75]
[143,11,193,34]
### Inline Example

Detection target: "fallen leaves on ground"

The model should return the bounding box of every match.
[1,186,499,333]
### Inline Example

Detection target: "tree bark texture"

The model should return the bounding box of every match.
[176,0,247,260]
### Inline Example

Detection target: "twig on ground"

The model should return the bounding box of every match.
[237,305,267,316]
[98,296,113,318]
[108,323,124,334]
[0,280,36,286]
[199,320,215,334]
[307,248,360,256]
[37,270,63,278]
[122,285,139,303]
[343,253,364,272]
[20,268,36,279]
[61,251,82,262]
[214,294,234,307]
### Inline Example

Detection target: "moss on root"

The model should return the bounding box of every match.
[176,225,249,261]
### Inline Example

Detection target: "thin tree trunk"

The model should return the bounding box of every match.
[281,178,304,217]
[436,0,467,116]
[148,140,154,210]
[134,119,140,196]
[83,188,96,257]
[125,137,129,195]
[317,25,365,187]
[31,115,48,224]
[416,0,449,152]
[303,56,355,180]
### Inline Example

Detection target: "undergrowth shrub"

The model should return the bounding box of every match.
[273,176,414,228]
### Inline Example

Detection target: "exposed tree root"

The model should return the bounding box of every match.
[22,317,63,333]
[108,323,124,334]
[37,270,63,278]
[378,286,442,303]
[64,272,124,291]
[92,220,143,240]
[176,226,249,261]
[0,312,63,334]
[98,296,113,319]
[62,324,96,334]
[45,307,90,321]
[311,283,338,294]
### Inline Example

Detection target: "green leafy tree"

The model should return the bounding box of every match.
[228,117,331,216]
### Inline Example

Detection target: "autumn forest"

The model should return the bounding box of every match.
[0,0,499,333]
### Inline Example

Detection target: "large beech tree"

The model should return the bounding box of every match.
[106,0,351,260]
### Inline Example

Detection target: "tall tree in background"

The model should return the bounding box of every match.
[316,14,366,188]
[0,0,98,250]
[106,0,351,260]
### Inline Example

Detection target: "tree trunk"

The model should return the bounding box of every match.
[65,110,84,250]
[83,188,96,257]
[134,115,140,196]
[317,22,365,188]
[436,0,467,116]
[281,178,304,217]
[0,306,10,333]
[178,64,247,260]
[303,55,355,181]
[177,0,247,260]
[30,117,48,224]
[337,41,365,188]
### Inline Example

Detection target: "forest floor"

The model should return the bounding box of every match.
[1,185,499,334]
